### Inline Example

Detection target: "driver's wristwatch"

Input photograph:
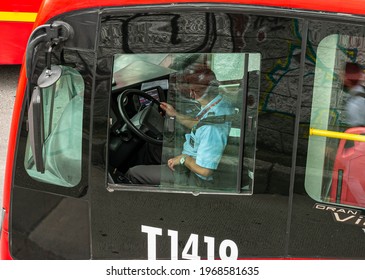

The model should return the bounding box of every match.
[180,155,187,166]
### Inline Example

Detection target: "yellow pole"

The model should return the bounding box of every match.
[310,128,365,142]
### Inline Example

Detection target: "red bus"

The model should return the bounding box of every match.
[0,1,43,64]
[1,0,365,260]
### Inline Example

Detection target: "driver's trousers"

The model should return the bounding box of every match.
[125,164,214,188]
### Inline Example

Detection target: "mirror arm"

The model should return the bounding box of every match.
[45,43,53,71]
[25,21,74,80]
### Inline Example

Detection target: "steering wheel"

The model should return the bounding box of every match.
[117,89,164,145]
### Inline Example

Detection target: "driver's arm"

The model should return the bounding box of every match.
[167,154,213,177]
[160,102,198,129]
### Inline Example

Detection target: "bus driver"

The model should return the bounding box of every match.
[124,68,235,187]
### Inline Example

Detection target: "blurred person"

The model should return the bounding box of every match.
[343,62,365,127]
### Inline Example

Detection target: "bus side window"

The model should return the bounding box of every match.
[305,33,365,209]
[24,66,85,187]
[109,53,260,195]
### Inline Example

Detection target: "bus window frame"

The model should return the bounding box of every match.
[99,10,267,196]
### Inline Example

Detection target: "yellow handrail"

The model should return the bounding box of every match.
[310,128,365,142]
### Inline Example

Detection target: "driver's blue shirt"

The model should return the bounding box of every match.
[182,95,235,180]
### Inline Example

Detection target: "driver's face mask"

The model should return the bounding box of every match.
[191,83,214,100]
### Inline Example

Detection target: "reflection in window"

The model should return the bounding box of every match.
[24,66,84,187]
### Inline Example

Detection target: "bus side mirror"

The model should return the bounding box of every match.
[25,20,72,174]
[27,65,63,173]
[28,86,45,173]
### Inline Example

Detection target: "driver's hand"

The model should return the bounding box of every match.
[160,102,177,117]
[167,155,183,171]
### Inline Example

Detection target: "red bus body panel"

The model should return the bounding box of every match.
[0,22,35,64]
[0,230,11,260]
[0,1,43,64]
